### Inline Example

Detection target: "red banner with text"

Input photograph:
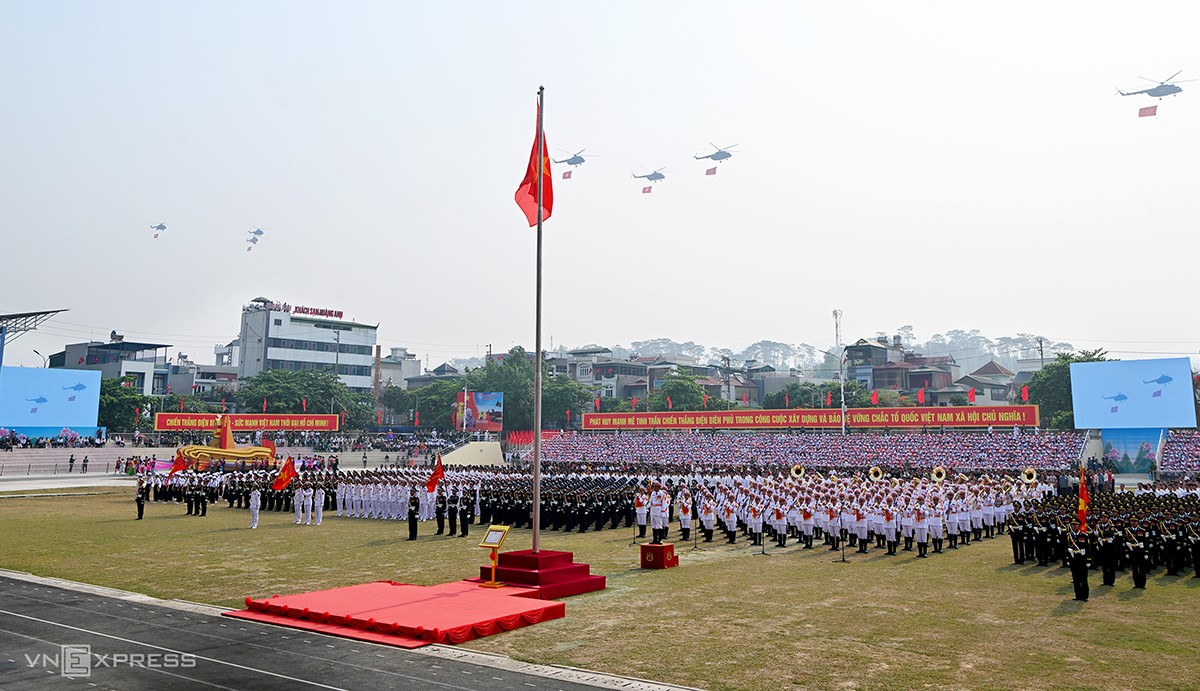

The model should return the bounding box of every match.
[154,413,340,432]
[582,405,1039,431]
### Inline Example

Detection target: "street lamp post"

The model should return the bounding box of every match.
[32,349,47,368]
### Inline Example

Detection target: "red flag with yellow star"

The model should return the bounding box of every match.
[1077,466,1089,532]
[514,103,553,226]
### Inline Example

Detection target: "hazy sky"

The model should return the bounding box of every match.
[2,2,1198,369]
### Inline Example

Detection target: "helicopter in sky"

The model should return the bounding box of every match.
[1117,71,1194,98]
[553,149,594,166]
[150,222,168,238]
[632,168,667,182]
[694,143,738,162]
[248,227,266,237]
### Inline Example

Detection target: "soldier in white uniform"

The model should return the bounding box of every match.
[249,484,261,529]
[313,482,325,526]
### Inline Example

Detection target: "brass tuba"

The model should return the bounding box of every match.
[1021,467,1037,484]
[931,466,947,484]
[869,466,884,482]
[791,463,805,479]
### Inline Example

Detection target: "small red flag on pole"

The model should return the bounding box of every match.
[967,387,976,403]
[565,408,571,424]
[870,390,879,405]
[702,393,709,408]
[1078,466,1090,532]
[133,407,140,427]
[784,392,789,408]
[917,388,926,405]
[167,449,187,479]
[302,398,307,412]
[631,396,638,410]
[426,455,445,493]
[742,393,747,406]
[414,411,419,427]
[514,103,553,226]
[262,398,267,413]
[221,397,227,412]
[272,457,298,491]
[178,398,184,412]
[667,395,673,410]
[594,398,601,412]
[825,391,832,407]
[377,410,383,425]
[1021,385,1029,402]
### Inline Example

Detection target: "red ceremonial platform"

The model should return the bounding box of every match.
[223,550,604,648]
[470,549,606,600]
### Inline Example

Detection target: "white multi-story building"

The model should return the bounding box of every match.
[236,298,377,392]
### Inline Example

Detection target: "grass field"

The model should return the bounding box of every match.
[1,488,1197,691]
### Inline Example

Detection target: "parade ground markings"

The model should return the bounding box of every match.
[1,490,1198,691]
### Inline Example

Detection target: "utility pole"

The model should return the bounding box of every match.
[330,331,341,414]
[1038,338,1045,370]
[833,309,846,435]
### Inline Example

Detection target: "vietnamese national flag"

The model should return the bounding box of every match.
[642,186,653,194]
[702,393,709,408]
[631,396,638,410]
[414,411,419,427]
[667,395,673,410]
[1139,105,1157,118]
[167,449,187,479]
[377,410,383,425]
[426,455,445,493]
[1077,466,1090,532]
[784,393,789,408]
[178,398,185,412]
[566,408,571,424]
[870,390,879,405]
[133,407,140,426]
[917,388,926,405]
[562,170,572,180]
[341,410,346,426]
[1020,385,1029,402]
[705,167,717,176]
[594,398,601,412]
[742,393,747,406]
[967,387,976,403]
[272,456,298,491]
[514,102,553,227]
[221,397,227,412]
[825,391,832,407]
[262,398,267,413]
[302,398,307,412]
[78,356,84,365]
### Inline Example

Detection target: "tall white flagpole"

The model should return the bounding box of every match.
[531,85,545,554]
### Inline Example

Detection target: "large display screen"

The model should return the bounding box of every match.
[456,391,503,432]
[1069,358,1197,429]
[0,366,102,427]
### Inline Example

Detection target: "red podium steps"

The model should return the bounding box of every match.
[476,549,606,599]
[640,542,679,569]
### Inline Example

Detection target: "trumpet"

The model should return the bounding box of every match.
[869,466,884,482]
[1021,467,1037,484]
[931,466,947,484]
[790,464,805,479]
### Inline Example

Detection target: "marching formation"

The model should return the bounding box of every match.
[1006,480,1200,601]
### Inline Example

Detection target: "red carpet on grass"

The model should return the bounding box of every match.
[224,580,564,647]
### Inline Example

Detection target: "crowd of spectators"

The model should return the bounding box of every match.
[540,429,1087,472]
[1159,429,1200,476]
